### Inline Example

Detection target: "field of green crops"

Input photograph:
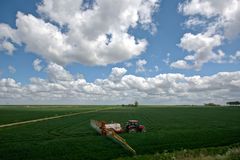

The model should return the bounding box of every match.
[0,106,240,160]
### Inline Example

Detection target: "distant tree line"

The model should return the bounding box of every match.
[204,103,220,106]
[122,101,138,107]
[226,101,240,106]
[204,101,240,107]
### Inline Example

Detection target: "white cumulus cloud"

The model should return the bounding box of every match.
[173,33,223,70]
[230,51,240,63]
[46,62,73,82]
[0,64,239,105]
[0,0,159,66]
[109,67,127,82]
[176,0,240,70]
[0,24,20,54]
[170,60,191,69]
[179,0,240,39]
[136,59,147,73]
[33,59,43,72]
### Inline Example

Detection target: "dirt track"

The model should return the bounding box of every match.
[0,107,115,129]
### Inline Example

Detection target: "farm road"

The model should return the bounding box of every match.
[0,107,117,129]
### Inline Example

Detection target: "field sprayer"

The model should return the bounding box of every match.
[90,119,145,155]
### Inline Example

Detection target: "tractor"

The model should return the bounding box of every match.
[125,120,145,133]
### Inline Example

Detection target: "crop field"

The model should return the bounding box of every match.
[0,106,240,160]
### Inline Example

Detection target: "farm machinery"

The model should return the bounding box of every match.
[125,120,145,133]
[90,119,145,155]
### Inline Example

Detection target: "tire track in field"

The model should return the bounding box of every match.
[0,107,113,144]
[0,107,116,129]
[0,117,96,144]
[47,119,91,137]
[47,114,96,137]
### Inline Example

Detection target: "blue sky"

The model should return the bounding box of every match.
[0,0,239,104]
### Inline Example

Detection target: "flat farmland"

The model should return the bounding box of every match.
[0,106,240,160]
[0,106,104,125]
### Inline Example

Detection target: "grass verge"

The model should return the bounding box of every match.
[115,144,240,160]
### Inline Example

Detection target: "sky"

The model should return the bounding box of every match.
[0,0,239,105]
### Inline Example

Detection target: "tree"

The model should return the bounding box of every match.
[226,101,240,106]
[134,101,138,107]
[204,103,220,106]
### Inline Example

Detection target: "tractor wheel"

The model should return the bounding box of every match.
[128,128,137,133]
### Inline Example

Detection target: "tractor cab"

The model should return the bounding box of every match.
[125,120,145,133]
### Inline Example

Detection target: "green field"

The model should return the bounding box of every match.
[0,106,240,160]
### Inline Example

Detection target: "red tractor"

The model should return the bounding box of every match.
[125,120,145,133]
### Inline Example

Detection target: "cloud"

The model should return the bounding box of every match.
[174,33,223,70]
[176,0,240,70]
[230,51,240,63]
[33,59,43,72]
[0,0,159,66]
[0,41,16,54]
[15,12,72,65]
[0,78,22,99]
[0,64,239,104]
[0,24,20,54]
[109,67,127,82]
[184,17,207,28]
[8,65,16,74]
[163,52,171,65]
[170,60,191,69]
[179,0,240,39]
[125,62,133,68]
[45,62,73,82]
[136,59,147,73]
